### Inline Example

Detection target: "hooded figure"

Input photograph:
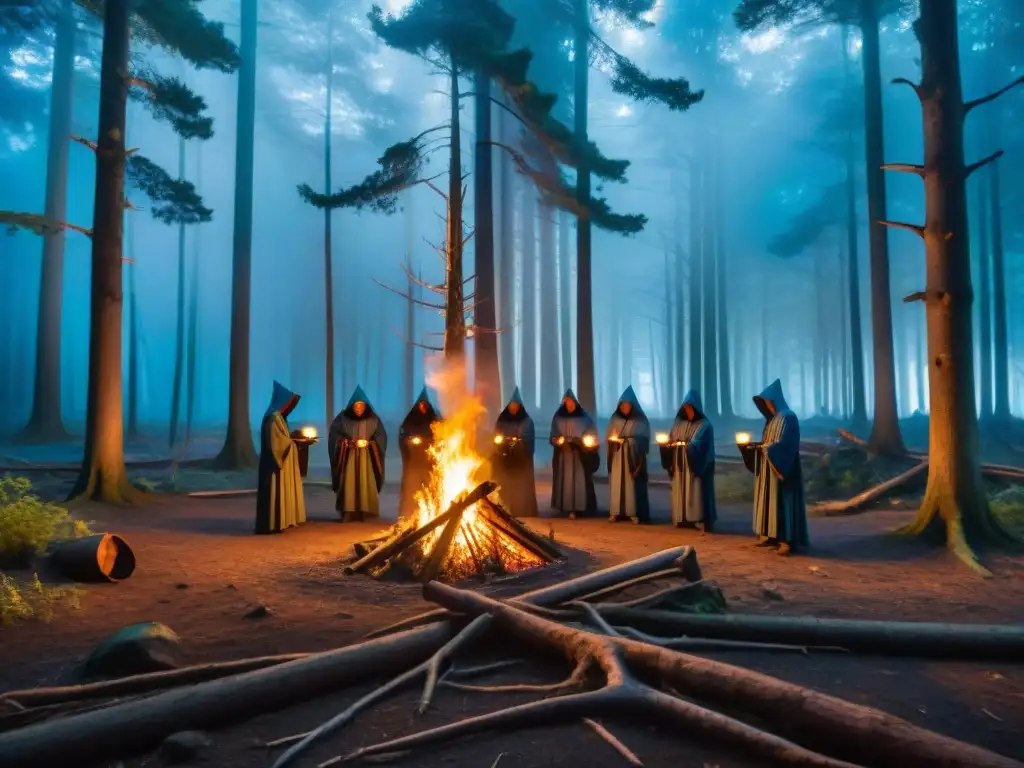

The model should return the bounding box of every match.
[606,386,651,524]
[491,387,538,518]
[739,379,809,554]
[398,386,441,519]
[549,388,600,518]
[329,385,388,521]
[660,389,716,531]
[255,381,307,534]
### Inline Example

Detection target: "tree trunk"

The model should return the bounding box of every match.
[914,308,925,412]
[185,150,200,446]
[539,202,559,413]
[324,7,336,429]
[558,209,573,393]
[404,191,415,409]
[519,184,536,407]
[663,247,675,408]
[701,144,718,416]
[473,71,499,415]
[837,244,850,418]
[572,0,595,413]
[214,0,259,469]
[715,150,733,418]
[648,319,661,414]
[443,65,466,366]
[68,0,138,502]
[169,137,187,450]
[620,318,632,396]
[989,156,1009,421]
[842,24,867,426]
[976,163,992,420]
[860,2,905,453]
[814,254,825,415]
[126,217,139,441]
[497,105,516,400]
[688,159,702,401]
[24,0,75,442]
[895,0,1015,572]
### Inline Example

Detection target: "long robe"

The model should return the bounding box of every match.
[607,385,651,523]
[398,388,441,519]
[255,382,307,534]
[661,389,717,529]
[549,389,599,517]
[741,379,810,546]
[329,386,388,522]
[491,388,538,518]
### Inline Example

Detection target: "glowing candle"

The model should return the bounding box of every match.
[493,434,504,445]
[300,426,318,440]
[735,432,751,445]
[356,439,368,448]
[655,432,669,445]
[582,434,597,448]
[410,436,422,445]
[556,436,566,446]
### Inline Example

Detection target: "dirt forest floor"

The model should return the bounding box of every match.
[3,475,1024,768]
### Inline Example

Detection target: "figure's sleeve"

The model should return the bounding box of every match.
[630,420,651,463]
[738,443,757,474]
[549,416,562,445]
[270,415,292,468]
[521,417,536,456]
[765,414,799,478]
[685,421,713,477]
[659,443,674,472]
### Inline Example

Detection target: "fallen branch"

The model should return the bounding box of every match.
[811,460,928,517]
[585,608,1024,661]
[836,429,868,447]
[0,549,694,767]
[583,718,643,766]
[0,652,310,709]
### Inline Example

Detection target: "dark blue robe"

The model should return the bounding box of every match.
[660,389,716,530]
[607,385,651,523]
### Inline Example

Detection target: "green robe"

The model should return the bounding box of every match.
[744,379,809,546]
[255,383,307,534]
[661,389,716,528]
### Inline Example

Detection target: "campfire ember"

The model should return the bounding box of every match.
[348,363,562,583]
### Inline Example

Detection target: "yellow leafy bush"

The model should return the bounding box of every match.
[0,572,82,625]
[0,475,91,556]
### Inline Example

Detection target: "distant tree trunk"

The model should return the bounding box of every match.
[620,318,632,393]
[497,106,516,399]
[572,0,595,413]
[989,155,1010,421]
[760,272,769,386]
[519,183,537,407]
[538,201,559,412]
[403,192,415,408]
[473,71,499,415]
[895,0,1015,571]
[214,0,258,469]
[68,0,137,502]
[860,2,905,453]
[914,308,925,412]
[976,162,992,420]
[648,319,660,413]
[838,244,850,418]
[663,248,675,406]
[608,315,620,402]
[323,7,336,428]
[715,150,733,418]
[126,217,139,441]
[444,65,467,366]
[701,145,718,416]
[185,151,201,445]
[688,158,702,399]
[169,137,187,449]
[24,0,75,441]
[813,254,825,415]
[558,209,573,393]
[842,24,868,426]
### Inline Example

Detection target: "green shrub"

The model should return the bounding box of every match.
[716,471,753,503]
[990,486,1024,536]
[0,571,82,625]
[0,475,91,557]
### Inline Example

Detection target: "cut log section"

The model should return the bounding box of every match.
[48,534,136,583]
[346,480,563,583]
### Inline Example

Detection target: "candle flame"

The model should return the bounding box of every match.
[655,432,669,445]
[356,439,368,448]
[410,436,422,445]
[300,426,318,439]
[735,432,751,445]
[582,434,597,448]
[493,434,504,444]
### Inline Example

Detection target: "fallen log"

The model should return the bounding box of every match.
[582,608,1024,660]
[358,583,1016,768]
[811,460,929,517]
[0,653,311,708]
[364,546,699,639]
[48,533,136,582]
[0,548,689,767]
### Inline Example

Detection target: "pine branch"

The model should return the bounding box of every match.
[964,150,1003,179]
[879,220,925,238]
[401,263,446,295]
[0,212,91,238]
[70,135,98,152]
[892,77,924,100]
[964,75,1024,116]
[125,155,211,225]
[373,278,446,310]
[881,163,925,177]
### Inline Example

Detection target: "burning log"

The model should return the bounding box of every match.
[347,480,563,583]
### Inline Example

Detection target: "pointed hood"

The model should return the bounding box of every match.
[616,385,645,417]
[345,384,373,412]
[555,388,585,418]
[267,380,299,416]
[499,386,528,421]
[508,386,524,407]
[403,385,439,426]
[415,386,433,407]
[753,379,790,420]
[679,389,705,421]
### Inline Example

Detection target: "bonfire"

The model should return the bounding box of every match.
[347,363,561,582]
